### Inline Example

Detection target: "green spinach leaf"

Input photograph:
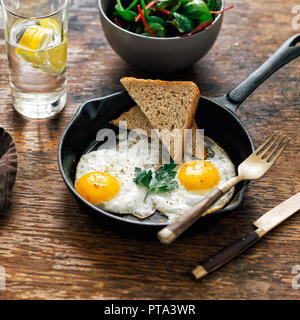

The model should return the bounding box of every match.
[182,0,213,24]
[206,0,222,12]
[115,4,137,21]
[157,0,180,9]
[147,22,166,37]
[171,12,195,33]
[147,15,166,26]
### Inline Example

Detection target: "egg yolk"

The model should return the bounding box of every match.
[178,160,220,191]
[75,172,120,205]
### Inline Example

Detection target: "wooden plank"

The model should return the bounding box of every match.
[0,0,299,299]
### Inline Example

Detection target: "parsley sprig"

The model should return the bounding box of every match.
[134,161,178,201]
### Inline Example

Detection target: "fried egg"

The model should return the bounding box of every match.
[75,140,157,219]
[75,136,236,222]
[149,137,236,222]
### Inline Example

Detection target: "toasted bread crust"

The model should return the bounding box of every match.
[120,77,200,131]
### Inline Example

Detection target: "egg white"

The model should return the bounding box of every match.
[75,136,236,221]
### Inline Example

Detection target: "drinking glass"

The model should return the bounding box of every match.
[1,0,69,119]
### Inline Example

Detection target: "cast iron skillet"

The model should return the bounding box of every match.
[58,34,300,231]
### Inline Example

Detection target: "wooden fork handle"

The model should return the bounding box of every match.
[157,188,224,244]
[191,231,260,280]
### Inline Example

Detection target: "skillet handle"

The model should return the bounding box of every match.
[224,34,300,113]
[157,188,224,244]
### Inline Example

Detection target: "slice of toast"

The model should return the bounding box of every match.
[120,77,201,162]
[110,105,206,159]
[110,105,152,136]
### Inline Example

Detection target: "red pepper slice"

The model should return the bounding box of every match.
[135,0,157,22]
[146,0,157,9]
[210,5,234,14]
[137,5,156,37]
[154,7,170,15]
[114,17,121,27]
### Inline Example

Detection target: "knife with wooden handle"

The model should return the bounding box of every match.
[191,192,300,280]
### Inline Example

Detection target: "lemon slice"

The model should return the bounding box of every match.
[16,25,49,56]
[16,18,67,74]
[47,36,67,74]
[40,18,61,31]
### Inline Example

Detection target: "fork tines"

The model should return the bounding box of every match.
[256,131,290,163]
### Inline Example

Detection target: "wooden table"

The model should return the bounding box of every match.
[0,0,299,300]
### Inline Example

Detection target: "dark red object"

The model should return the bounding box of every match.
[114,17,121,27]
[0,128,17,213]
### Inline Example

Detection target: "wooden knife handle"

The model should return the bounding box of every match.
[191,231,260,280]
[157,188,224,244]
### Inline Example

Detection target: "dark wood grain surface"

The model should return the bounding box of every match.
[0,0,300,299]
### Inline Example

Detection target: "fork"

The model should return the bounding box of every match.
[157,131,290,244]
